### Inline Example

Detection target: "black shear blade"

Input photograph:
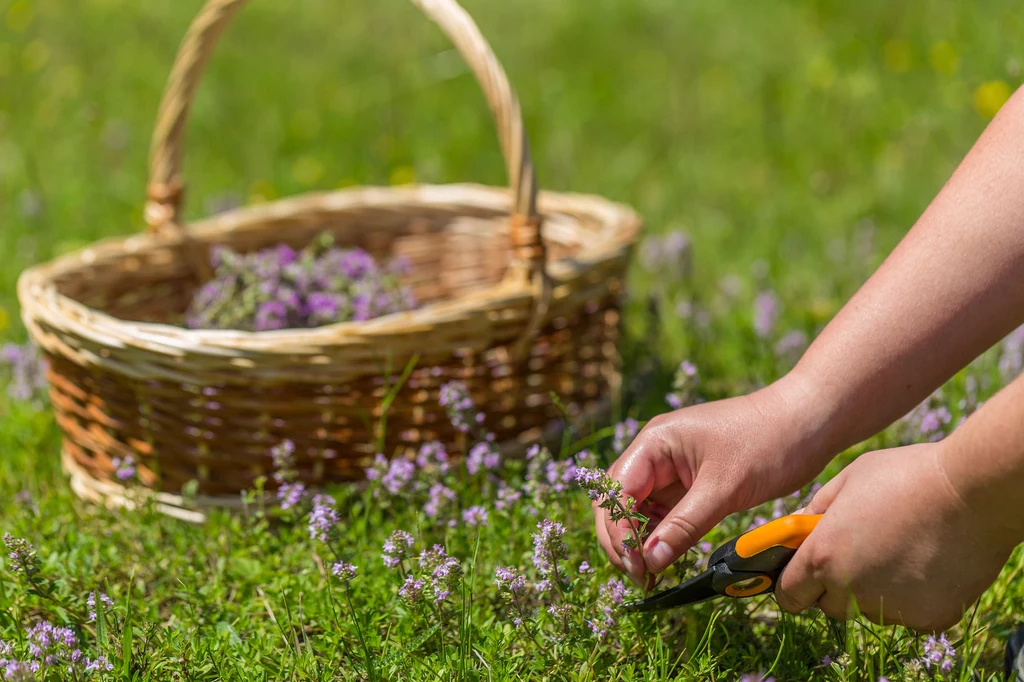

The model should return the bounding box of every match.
[621,568,719,612]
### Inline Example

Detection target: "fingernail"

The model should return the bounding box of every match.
[645,536,675,573]
[621,554,644,587]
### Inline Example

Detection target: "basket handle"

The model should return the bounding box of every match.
[145,0,545,274]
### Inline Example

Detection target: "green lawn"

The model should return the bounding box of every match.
[2,0,1024,679]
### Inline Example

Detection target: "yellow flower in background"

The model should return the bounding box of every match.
[22,39,49,72]
[248,180,277,204]
[928,41,960,76]
[883,39,912,73]
[0,306,9,332]
[291,155,324,186]
[973,80,1012,120]
[6,0,32,32]
[389,165,416,186]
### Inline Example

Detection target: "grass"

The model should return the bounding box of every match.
[2,0,1024,679]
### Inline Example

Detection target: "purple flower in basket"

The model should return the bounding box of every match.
[254,301,289,332]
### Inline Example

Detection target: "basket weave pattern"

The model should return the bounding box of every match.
[17,0,640,513]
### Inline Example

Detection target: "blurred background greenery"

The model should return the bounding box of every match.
[0,0,1021,379]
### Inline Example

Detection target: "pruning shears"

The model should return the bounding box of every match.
[622,513,822,612]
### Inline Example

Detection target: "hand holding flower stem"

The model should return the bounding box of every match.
[576,469,652,589]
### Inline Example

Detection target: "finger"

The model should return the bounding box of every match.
[594,507,626,571]
[610,418,691,504]
[641,476,732,574]
[596,507,646,587]
[817,588,856,621]
[775,536,827,615]
[805,467,850,515]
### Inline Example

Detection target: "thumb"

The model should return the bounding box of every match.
[641,477,731,574]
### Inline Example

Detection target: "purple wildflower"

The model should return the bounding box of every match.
[381,457,416,496]
[774,329,808,365]
[666,360,700,409]
[753,291,781,339]
[494,483,522,511]
[3,534,39,579]
[111,455,136,481]
[332,561,357,582]
[307,494,339,542]
[589,578,630,639]
[439,381,481,434]
[612,418,640,454]
[1,343,47,402]
[415,441,449,474]
[86,592,114,621]
[276,482,306,510]
[466,441,501,475]
[531,520,568,577]
[999,325,1024,381]
[417,545,462,605]
[739,675,775,682]
[461,505,488,527]
[398,576,426,604]
[639,230,692,278]
[578,561,593,574]
[382,530,415,569]
[751,516,768,528]
[901,390,953,443]
[921,633,956,672]
[544,459,577,493]
[364,453,388,481]
[424,484,456,520]
[2,660,39,681]
[495,566,527,595]
[270,440,297,483]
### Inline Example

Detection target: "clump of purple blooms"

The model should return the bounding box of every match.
[111,455,136,482]
[382,530,415,569]
[307,494,339,543]
[494,566,530,628]
[439,381,484,434]
[666,360,700,410]
[185,233,416,331]
[332,561,357,582]
[753,290,781,339]
[272,439,306,510]
[1,342,47,402]
[999,324,1024,381]
[461,505,488,527]
[3,533,39,580]
[404,545,462,606]
[901,390,953,444]
[531,520,569,583]
[920,633,957,673]
[86,592,114,621]
[0,620,112,678]
[575,467,649,554]
[612,418,640,455]
[588,578,629,638]
[774,329,808,366]
[365,454,416,498]
[639,229,692,280]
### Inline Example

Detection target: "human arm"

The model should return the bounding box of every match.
[599,86,1024,584]
[774,371,1024,631]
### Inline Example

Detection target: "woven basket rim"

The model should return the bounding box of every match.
[18,183,641,357]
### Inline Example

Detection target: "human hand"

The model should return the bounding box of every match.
[775,443,1020,632]
[595,375,832,587]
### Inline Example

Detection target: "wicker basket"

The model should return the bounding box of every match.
[17,0,641,520]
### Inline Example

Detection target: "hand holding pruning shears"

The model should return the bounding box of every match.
[598,87,1024,631]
